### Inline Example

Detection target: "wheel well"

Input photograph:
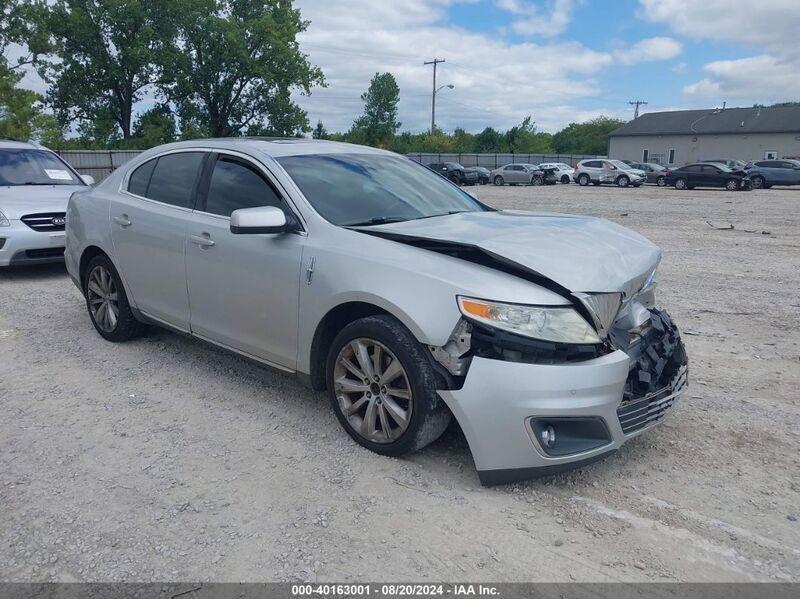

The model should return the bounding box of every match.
[79,246,107,286]
[308,302,391,391]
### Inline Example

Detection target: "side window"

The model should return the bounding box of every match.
[204,156,284,218]
[147,152,205,208]
[127,158,157,197]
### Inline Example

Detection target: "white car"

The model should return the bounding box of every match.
[573,159,646,188]
[0,139,93,267]
[537,162,574,184]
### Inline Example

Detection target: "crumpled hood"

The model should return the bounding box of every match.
[363,210,661,295]
[0,185,85,219]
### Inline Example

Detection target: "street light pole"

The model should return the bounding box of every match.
[424,58,446,134]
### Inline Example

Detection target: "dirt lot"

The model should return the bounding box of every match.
[1,183,799,583]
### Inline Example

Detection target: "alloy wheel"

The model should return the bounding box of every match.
[726,179,739,191]
[87,265,119,332]
[333,338,413,444]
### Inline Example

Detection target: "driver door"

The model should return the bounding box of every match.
[184,152,305,369]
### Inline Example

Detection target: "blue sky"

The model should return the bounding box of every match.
[291,0,800,133]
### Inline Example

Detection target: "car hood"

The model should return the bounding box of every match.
[625,168,646,177]
[0,185,85,219]
[360,210,661,295]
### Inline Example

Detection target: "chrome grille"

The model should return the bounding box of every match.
[618,364,688,435]
[20,212,66,232]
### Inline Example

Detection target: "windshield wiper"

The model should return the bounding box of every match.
[344,216,409,227]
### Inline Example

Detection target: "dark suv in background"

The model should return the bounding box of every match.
[427,162,478,186]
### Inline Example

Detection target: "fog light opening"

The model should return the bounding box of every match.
[540,425,556,449]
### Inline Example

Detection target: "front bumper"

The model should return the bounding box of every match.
[438,313,687,486]
[0,220,66,266]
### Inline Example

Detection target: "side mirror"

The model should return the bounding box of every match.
[230,206,287,235]
[81,174,95,186]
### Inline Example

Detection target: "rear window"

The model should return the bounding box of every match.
[145,152,205,208]
[0,149,82,186]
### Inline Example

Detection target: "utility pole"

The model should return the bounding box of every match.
[629,100,648,119]
[424,58,446,134]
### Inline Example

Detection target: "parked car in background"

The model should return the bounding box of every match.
[464,166,491,185]
[624,162,667,186]
[0,139,94,267]
[701,159,747,170]
[427,162,478,186]
[65,138,688,485]
[573,159,645,188]
[490,164,548,186]
[745,159,800,189]
[537,162,574,184]
[531,164,559,185]
[664,163,750,191]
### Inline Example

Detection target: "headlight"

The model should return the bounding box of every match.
[458,296,601,344]
[0,210,9,227]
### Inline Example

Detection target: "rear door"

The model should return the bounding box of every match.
[110,151,207,330]
[184,152,305,368]
[582,160,602,181]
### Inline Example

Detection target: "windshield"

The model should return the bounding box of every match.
[0,149,82,186]
[610,160,632,169]
[277,153,488,226]
[445,162,463,169]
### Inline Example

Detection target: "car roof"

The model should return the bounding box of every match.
[132,137,391,159]
[0,138,43,150]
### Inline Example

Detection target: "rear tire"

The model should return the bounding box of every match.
[493,175,504,186]
[326,315,451,457]
[83,254,145,342]
[674,178,687,190]
[577,174,590,186]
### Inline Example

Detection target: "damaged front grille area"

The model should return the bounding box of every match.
[470,322,611,365]
[612,308,688,434]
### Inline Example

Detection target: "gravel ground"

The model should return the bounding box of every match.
[1,183,799,583]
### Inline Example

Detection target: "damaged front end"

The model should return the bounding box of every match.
[429,288,688,438]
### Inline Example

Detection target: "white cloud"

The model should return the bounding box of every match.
[639,0,800,102]
[294,0,615,133]
[614,37,682,65]
[495,0,582,38]
[684,55,800,100]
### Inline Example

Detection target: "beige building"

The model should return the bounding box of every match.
[608,105,800,166]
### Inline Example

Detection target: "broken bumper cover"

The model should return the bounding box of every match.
[437,314,688,486]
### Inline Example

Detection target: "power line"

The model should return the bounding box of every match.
[628,99,648,119]
[424,58,446,134]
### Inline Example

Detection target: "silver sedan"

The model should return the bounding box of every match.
[65,139,688,485]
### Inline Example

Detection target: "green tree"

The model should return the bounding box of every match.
[40,0,176,140]
[552,116,624,155]
[165,0,324,137]
[473,127,504,152]
[348,72,400,147]
[132,105,177,147]
[311,120,328,139]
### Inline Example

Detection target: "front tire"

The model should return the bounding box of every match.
[656,176,666,187]
[616,175,630,188]
[750,175,765,189]
[326,315,451,457]
[530,175,543,186]
[725,178,739,191]
[561,175,571,184]
[493,175,504,186]
[674,178,687,190]
[83,254,144,342]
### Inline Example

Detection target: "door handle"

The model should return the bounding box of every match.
[113,215,131,227]
[190,233,215,248]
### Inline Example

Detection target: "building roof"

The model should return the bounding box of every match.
[609,106,800,137]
